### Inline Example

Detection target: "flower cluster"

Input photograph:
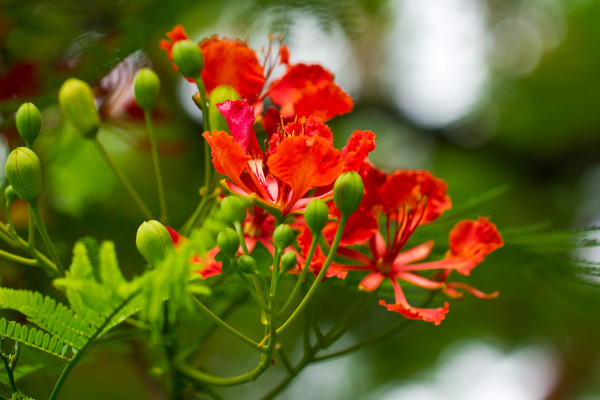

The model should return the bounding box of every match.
[161,26,503,325]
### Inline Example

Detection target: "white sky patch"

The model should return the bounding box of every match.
[383,0,488,128]
[375,341,558,400]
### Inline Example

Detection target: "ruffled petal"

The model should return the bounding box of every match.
[448,217,503,275]
[200,37,265,103]
[379,279,449,325]
[268,135,343,213]
[342,130,376,172]
[268,64,353,121]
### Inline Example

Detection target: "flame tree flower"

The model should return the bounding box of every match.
[160,25,353,124]
[306,162,503,325]
[203,100,374,218]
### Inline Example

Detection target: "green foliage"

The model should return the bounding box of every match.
[0,318,71,360]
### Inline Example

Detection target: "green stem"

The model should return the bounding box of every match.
[0,249,38,266]
[49,293,138,400]
[1,355,17,394]
[195,81,211,188]
[276,217,347,335]
[0,222,56,273]
[94,139,153,220]
[30,205,64,276]
[313,292,436,362]
[234,222,250,255]
[277,233,319,317]
[163,304,181,400]
[190,295,263,351]
[27,207,35,247]
[145,111,168,223]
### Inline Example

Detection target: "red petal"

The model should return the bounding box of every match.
[268,135,343,213]
[379,279,449,325]
[200,37,265,103]
[166,226,186,247]
[444,282,499,299]
[216,100,263,157]
[359,272,385,291]
[448,217,503,275]
[342,130,376,172]
[268,64,353,121]
[380,170,452,224]
[202,130,251,192]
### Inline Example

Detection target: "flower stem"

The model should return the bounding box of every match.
[30,205,64,276]
[27,207,35,247]
[0,248,38,266]
[1,353,17,394]
[276,217,347,335]
[144,110,168,223]
[190,295,263,351]
[93,139,153,220]
[277,233,319,317]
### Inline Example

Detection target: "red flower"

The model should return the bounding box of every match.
[203,100,374,216]
[166,227,221,279]
[160,25,353,122]
[332,163,503,325]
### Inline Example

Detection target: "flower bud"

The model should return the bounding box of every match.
[273,224,294,249]
[134,68,160,111]
[172,40,204,79]
[333,171,364,218]
[237,255,257,274]
[304,199,329,233]
[217,227,239,258]
[4,186,17,204]
[58,78,100,139]
[15,102,42,147]
[280,251,297,273]
[209,85,241,132]
[5,147,42,204]
[220,196,247,225]
[136,220,174,267]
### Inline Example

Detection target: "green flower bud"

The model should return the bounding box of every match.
[304,199,329,233]
[237,255,257,274]
[280,251,297,273]
[134,68,160,111]
[136,220,174,267]
[58,78,100,139]
[209,85,241,132]
[5,147,42,204]
[4,185,17,204]
[15,102,42,147]
[172,40,204,79]
[220,196,247,225]
[333,171,364,218]
[217,227,239,258]
[273,224,294,249]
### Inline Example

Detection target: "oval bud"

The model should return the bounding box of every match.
[15,102,42,147]
[333,171,364,218]
[136,220,174,267]
[280,251,297,273]
[220,196,247,225]
[5,147,42,204]
[134,68,160,111]
[172,40,204,79]
[237,255,257,274]
[209,85,241,132]
[304,199,329,233]
[273,224,294,249]
[4,186,17,204]
[58,78,100,139]
[217,227,239,258]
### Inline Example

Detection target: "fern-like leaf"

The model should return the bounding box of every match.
[0,318,71,360]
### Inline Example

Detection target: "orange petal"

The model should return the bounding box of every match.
[342,130,376,172]
[268,135,343,212]
[200,37,265,103]
[202,130,251,192]
[448,217,503,274]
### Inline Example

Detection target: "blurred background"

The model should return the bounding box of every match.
[1,0,600,399]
